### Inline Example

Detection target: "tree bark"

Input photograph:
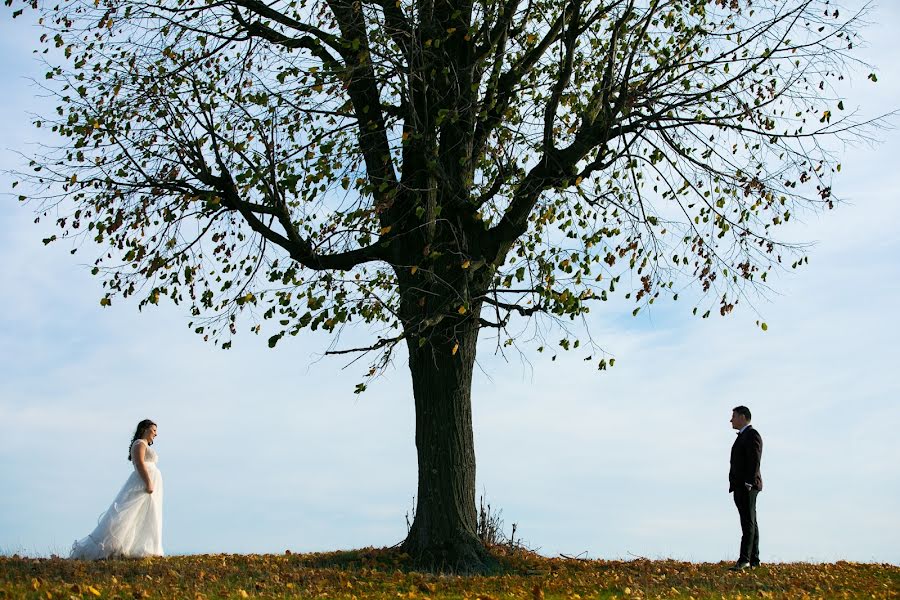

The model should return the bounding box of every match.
[401,307,493,571]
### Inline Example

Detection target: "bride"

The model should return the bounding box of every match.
[70,419,164,559]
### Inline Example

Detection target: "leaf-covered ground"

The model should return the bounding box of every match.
[1,548,897,599]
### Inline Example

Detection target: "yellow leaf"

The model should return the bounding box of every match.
[575,176,583,186]
[238,590,249,599]
[461,260,471,269]
[87,585,101,597]
[70,174,77,184]
[457,306,466,315]
[410,266,418,274]
[380,225,392,235]
[452,342,459,356]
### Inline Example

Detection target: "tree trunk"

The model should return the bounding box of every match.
[401,311,493,571]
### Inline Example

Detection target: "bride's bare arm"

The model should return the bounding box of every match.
[131,442,154,493]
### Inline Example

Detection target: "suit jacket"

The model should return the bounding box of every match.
[729,425,763,492]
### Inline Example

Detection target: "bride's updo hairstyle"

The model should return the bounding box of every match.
[128,419,157,461]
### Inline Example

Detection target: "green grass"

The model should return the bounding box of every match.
[1,547,897,599]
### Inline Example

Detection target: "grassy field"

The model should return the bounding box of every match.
[1,548,897,599]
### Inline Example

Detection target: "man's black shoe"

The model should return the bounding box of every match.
[729,562,751,571]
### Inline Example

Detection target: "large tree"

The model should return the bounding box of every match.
[11,0,879,569]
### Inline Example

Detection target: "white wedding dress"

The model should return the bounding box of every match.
[70,439,164,559]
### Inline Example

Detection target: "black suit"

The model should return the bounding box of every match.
[729,425,763,565]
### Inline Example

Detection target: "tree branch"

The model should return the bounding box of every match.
[230,0,343,51]
[324,332,406,355]
[231,9,343,69]
[543,0,581,152]
[324,0,399,205]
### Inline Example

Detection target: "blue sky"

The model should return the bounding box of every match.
[1,2,898,564]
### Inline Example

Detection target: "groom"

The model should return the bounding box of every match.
[729,405,762,570]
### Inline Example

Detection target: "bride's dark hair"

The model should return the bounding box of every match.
[128,419,157,461]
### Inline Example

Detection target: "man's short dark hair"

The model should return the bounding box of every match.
[732,405,752,421]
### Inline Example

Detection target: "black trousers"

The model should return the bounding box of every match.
[733,487,760,564]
